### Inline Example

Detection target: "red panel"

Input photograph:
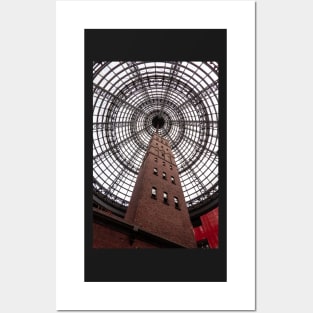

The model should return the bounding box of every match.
[193,226,206,241]
[193,207,219,248]
[201,208,219,248]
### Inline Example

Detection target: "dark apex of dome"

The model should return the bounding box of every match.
[152,115,165,129]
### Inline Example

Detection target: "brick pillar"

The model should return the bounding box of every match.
[125,133,196,248]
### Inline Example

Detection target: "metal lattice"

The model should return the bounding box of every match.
[93,62,219,216]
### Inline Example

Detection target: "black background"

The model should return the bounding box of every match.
[85,29,227,282]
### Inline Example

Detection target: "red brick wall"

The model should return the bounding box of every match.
[93,222,162,249]
[125,134,196,248]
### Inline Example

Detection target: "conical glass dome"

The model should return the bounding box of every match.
[93,61,219,217]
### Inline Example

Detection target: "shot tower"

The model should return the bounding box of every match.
[125,131,196,248]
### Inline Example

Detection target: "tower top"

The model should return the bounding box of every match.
[151,133,171,148]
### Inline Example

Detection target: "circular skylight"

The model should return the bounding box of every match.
[93,61,219,216]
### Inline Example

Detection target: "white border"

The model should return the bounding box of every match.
[56,1,255,310]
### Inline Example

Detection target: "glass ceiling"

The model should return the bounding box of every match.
[93,61,219,217]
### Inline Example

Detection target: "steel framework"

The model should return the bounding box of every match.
[93,62,219,217]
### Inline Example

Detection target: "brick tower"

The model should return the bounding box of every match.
[125,132,196,248]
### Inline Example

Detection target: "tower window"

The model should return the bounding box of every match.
[163,192,168,203]
[162,161,165,166]
[174,197,180,209]
[170,165,172,170]
[171,176,175,184]
[151,187,157,199]
[154,157,157,162]
[162,172,166,179]
[153,168,158,175]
